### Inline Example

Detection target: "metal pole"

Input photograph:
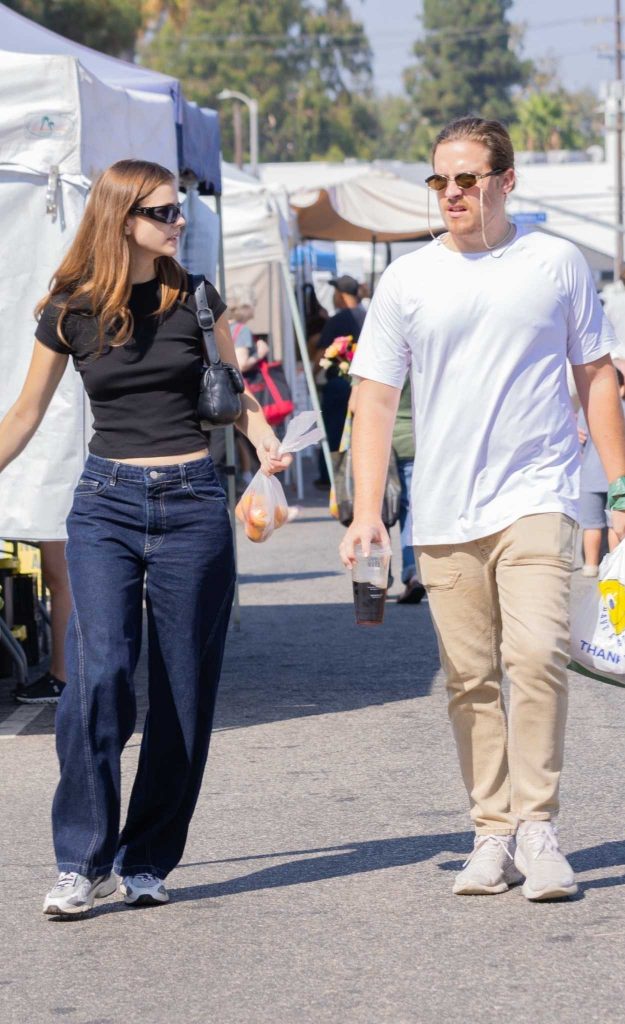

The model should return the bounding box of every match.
[616,0,624,280]
[280,260,334,488]
[215,193,241,629]
[249,98,259,177]
[369,234,377,295]
[233,102,243,170]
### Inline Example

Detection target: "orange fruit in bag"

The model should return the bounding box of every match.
[235,491,253,523]
[274,505,289,528]
[245,521,268,542]
[249,503,269,528]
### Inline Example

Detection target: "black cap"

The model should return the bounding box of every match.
[328,274,360,297]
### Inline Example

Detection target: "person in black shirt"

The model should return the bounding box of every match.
[0,158,292,917]
[315,275,366,486]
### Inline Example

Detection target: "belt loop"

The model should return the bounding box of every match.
[110,461,120,486]
[180,462,188,487]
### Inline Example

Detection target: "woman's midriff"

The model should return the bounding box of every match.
[116,448,209,466]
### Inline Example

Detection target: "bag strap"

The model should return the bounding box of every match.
[192,277,221,366]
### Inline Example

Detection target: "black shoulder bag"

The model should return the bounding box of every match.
[194,279,245,426]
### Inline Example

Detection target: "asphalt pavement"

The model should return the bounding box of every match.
[1,475,624,1024]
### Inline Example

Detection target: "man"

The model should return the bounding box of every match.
[315,275,366,486]
[341,116,625,901]
[318,274,367,354]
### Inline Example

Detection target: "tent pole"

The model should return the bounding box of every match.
[280,260,333,489]
[215,192,241,629]
[370,234,377,295]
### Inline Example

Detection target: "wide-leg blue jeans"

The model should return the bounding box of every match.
[52,454,235,880]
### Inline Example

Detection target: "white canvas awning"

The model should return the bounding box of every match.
[259,162,443,242]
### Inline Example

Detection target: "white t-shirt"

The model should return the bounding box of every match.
[351,229,616,545]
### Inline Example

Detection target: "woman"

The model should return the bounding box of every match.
[0,159,291,916]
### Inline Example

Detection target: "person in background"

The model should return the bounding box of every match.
[393,380,426,604]
[227,291,269,486]
[315,275,366,488]
[228,291,269,375]
[577,366,625,575]
[350,378,426,603]
[14,540,69,704]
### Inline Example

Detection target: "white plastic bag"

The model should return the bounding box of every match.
[235,412,324,543]
[569,541,625,688]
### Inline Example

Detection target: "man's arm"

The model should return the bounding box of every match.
[339,378,401,566]
[573,354,625,539]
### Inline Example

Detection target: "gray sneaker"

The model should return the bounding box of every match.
[514,821,578,900]
[120,873,169,907]
[453,834,523,895]
[43,872,117,916]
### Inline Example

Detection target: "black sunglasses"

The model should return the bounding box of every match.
[425,169,505,192]
[130,203,182,224]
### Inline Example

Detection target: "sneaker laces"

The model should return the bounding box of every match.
[462,835,514,869]
[134,872,159,884]
[519,823,560,859]
[55,872,80,890]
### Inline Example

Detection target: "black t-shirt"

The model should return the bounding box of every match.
[35,277,227,459]
[317,305,366,350]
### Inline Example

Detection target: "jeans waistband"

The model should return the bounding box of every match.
[83,452,214,484]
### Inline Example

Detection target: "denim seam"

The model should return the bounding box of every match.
[68,578,101,873]
[200,575,236,655]
[57,861,114,877]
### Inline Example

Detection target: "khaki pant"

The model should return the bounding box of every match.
[417,513,576,835]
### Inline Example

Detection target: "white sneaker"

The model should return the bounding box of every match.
[120,872,169,907]
[514,821,578,901]
[453,835,523,895]
[43,872,117,916]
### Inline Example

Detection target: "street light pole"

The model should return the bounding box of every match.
[216,89,259,177]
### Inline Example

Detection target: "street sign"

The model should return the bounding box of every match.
[510,211,547,224]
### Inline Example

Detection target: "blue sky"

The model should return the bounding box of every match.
[354,0,614,95]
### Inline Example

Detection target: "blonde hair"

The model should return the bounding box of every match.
[35,159,187,352]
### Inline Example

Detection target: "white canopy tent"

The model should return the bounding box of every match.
[0,50,179,541]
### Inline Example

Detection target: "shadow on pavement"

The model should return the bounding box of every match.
[70,831,473,919]
[215,601,440,731]
[4,600,440,736]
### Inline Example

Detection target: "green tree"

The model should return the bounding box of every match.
[510,62,602,153]
[142,0,380,162]
[4,0,142,56]
[404,0,532,129]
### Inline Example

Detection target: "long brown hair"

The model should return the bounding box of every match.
[35,159,187,351]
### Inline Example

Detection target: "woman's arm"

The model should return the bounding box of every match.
[0,341,69,472]
[214,315,292,475]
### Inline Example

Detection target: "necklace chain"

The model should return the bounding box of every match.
[440,221,516,257]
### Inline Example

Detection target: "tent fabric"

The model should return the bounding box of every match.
[0,52,177,541]
[181,104,221,195]
[0,2,180,106]
[0,52,178,179]
[260,162,443,242]
[0,2,221,190]
[0,173,89,540]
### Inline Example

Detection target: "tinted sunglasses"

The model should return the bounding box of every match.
[130,203,182,224]
[425,168,505,191]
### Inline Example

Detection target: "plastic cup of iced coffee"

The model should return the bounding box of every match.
[351,543,391,626]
